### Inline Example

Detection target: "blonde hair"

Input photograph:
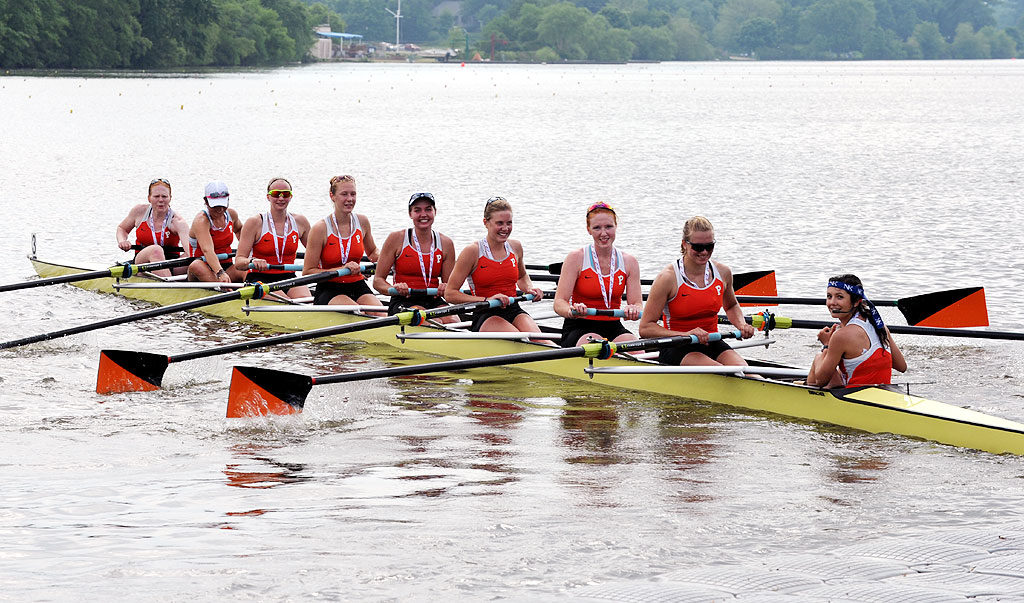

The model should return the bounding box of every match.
[330,174,355,194]
[681,216,714,252]
[484,196,512,220]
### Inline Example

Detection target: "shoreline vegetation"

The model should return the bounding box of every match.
[1,0,1021,70]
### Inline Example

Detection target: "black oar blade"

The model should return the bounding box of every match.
[227,366,311,418]
[97,350,169,394]
[734,270,777,306]
[897,287,988,328]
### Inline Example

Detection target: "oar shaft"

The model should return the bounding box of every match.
[754,315,1024,341]
[2,253,231,293]
[0,267,358,350]
[313,331,738,386]
[173,296,523,364]
[388,287,439,296]
[737,295,897,307]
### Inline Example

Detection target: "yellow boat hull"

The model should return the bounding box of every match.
[29,257,1024,455]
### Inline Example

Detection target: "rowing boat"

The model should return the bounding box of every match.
[27,254,1024,456]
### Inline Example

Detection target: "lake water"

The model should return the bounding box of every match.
[1,60,1023,599]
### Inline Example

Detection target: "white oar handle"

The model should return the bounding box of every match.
[388,287,439,296]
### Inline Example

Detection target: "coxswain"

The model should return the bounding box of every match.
[373,192,457,322]
[301,174,381,312]
[186,181,243,283]
[806,274,907,387]
[553,202,642,347]
[115,178,190,277]
[234,177,312,299]
[444,196,546,335]
[638,215,755,365]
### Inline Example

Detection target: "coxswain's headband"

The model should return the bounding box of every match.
[827,280,885,332]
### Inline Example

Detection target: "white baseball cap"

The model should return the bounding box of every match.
[204,181,230,207]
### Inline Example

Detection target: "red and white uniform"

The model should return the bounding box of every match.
[840,316,893,386]
[319,213,365,284]
[571,245,626,321]
[190,209,234,257]
[394,229,444,289]
[252,212,300,274]
[466,240,518,298]
[662,259,724,333]
[136,206,181,251]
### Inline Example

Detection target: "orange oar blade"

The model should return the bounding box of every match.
[227,366,311,418]
[897,287,988,328]
[734,270,777,307]
[96,350,169,394]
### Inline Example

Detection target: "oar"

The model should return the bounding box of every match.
[1,253,231,293]
[226,330,742,417]
[527,270,777,294]
[96,294,535,394]
[738,287,987,328]
[0,266,368,351]
[749,314,1023,341]
[130,244,185,252]
[387,288,438,296]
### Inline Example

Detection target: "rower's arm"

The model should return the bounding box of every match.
[233,216,260,271]
[638,268,676,338]
[371,231,402,295]
[719,263,755,339]
[553,250,582,318]
[442,245,479,304]
[513,241,543,302]
[888,328,907,373]
[301,221,329,275]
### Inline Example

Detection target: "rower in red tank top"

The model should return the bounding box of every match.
[115,178,191,277]
[373,192,457,320]
[807,274,907,388]
[234,177,312,300]
[187,181,244,284]
[301,174,382,312]
[639,216,755,366]
[444,196,546,336]
[553,202,643,347]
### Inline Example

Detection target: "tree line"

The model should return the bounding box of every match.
[325,0,1023,61]
[0,0,344,68]
[2,0,1021,67]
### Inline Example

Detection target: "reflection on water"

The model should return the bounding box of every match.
[560,398,621,464]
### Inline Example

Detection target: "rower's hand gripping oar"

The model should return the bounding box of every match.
[1,265,370,352]
[96,294,535,394]
[225,330,742,418]
[3,253,232,293]
[748,312,1021,341]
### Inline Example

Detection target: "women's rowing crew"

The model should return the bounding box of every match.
[639,216,755,365]
[444,196,545,334]
[302,175,381,312]
[115,178,191,277]
[807,274,907,387]
[553,202,642,346]
[187,181,243,283]
[235,177,312,299]
[373,192,457,321]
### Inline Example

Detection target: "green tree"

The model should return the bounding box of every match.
[61,0,150,67]
[629,24,676,58]
[670,16,713,59]
[713,0,782,51]
[0,0,67,67]
[862,25,906,57]
[933,0,994,39]
[911,21,948,58]
[534,45,560,60]
[263,0,316,60]
[799,0,876,53]
[580,14,635,60]
[950,21,988,56]
[536,2,591,56]
[598,4,631,27]
[737,16,778,53]
[978,25,1016,56]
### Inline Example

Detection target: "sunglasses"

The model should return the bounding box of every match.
[207,191,229,199]
[409,192,435,203]
[485,196,506,205]
[331,175,355,184]
[150,178,170,186]
[686,241,716,253]
[268,190,293,199]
